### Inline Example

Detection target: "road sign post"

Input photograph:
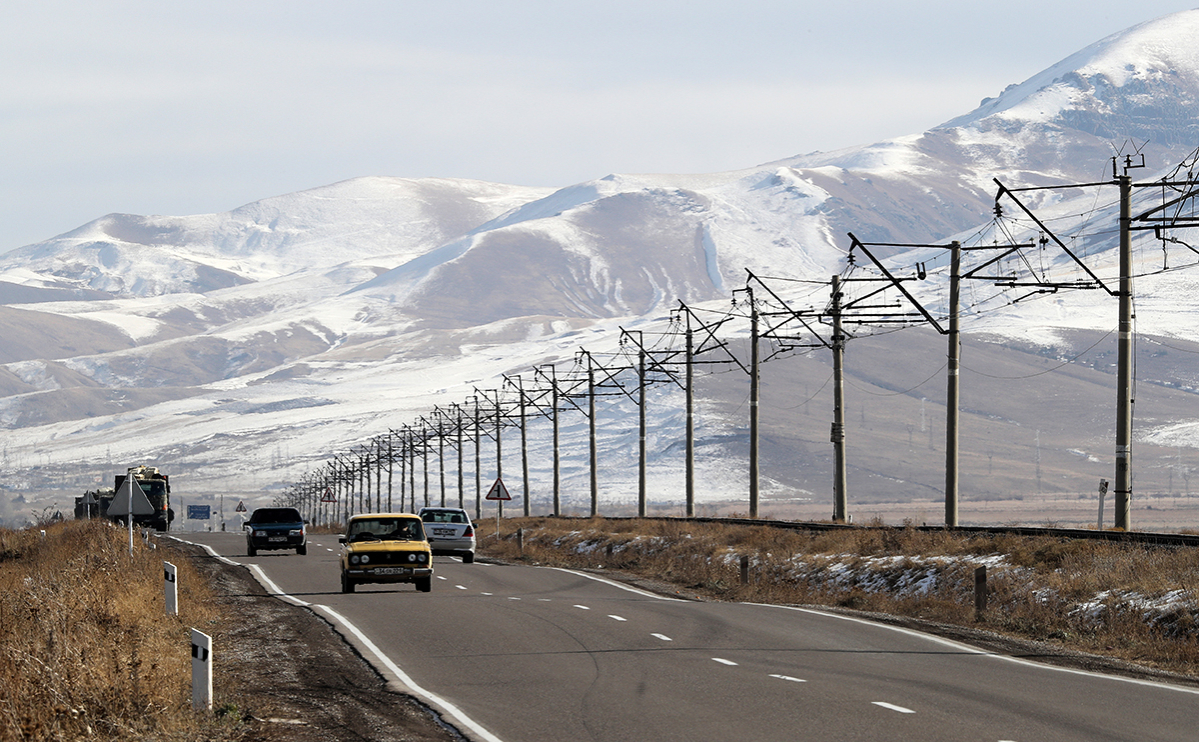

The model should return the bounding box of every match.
[191,629,212,711]
[1097,478,1110,530]
[485,478,511,538]
[164,561,178,616]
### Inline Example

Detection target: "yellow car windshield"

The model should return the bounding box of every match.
[347,518,424,541]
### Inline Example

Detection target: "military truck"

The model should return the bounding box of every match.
[75,465,174,532]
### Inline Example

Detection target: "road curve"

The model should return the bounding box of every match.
[179,532,1199,742]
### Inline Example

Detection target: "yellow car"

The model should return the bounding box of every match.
[339,513,434,593]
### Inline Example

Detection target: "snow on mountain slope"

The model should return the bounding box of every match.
[0,177,554,297]
[943,11,1199,137]
[5,11,1199,524]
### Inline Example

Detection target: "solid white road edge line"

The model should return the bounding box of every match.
[171,537,506,742]
[749,602,1199,696]
[316,605,505,742]
[551,567,687,601]
[873,702,915,714]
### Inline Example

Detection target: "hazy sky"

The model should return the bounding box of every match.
[2,1,1196,252]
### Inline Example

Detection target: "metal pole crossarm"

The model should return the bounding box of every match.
[846,233,947,334]
[576,350,640,404]
[746,271,835,350]
[472,388,504,442]
[959,242,1034,281]
[619,327,686,390]
[992,179,1116,295]
[676,301,748,373]
[1130,183,1199,233]
[504,374,556,419]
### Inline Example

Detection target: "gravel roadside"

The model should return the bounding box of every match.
[173,541,462,742]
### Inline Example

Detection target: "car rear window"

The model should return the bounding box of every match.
[249,508,303,524]
[422,510,468,524]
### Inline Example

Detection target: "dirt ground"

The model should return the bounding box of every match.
[174,541,462,742]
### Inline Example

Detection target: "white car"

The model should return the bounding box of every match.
[418,507,477,563]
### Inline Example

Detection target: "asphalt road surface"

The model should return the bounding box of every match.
[181,531,1199,742]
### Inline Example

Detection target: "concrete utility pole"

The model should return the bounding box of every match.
[494,391,503,519]
[637,341,648,517]
[831,275,848,523]
[620,328,666,519]
[399,431,407,512]
[507,376,531,518]
[536,365,562,516]
[386,435,393,512]
[993,150,1166,531]
[421,422,429,508]
[454,405,465,509]
[945,242,961,527]
[684,310,695,517]
[408,429,417,512]
[584,352,599,517]
[435,411,446,507]
[473,396,482,520]
[747,286,760,519]
[1115,171,1134,530]
[491,390,501,520]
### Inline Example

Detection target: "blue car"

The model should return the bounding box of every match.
[245,507,307,556]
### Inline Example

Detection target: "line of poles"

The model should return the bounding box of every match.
[276,154,1199,532]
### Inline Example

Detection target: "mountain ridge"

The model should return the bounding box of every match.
[3,10,1199,524]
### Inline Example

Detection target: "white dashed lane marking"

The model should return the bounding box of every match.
[456,585,467,590]
[872,702,915,714]
[573,605,590,610]
[608,615,627,622]
[769,674,806,683]
[651,634,673,641]
[712,658,738,666]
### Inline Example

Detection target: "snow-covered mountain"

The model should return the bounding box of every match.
[4,10,1199,527]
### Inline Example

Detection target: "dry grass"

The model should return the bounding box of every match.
[0,520,252,742]
[485,517,1199,677]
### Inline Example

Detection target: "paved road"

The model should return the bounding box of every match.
[180,531,1199,742]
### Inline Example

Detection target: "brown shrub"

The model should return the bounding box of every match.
[0,520,247,742]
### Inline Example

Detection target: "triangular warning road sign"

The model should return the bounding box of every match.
[106,476,155,517]
[485,477,512,501]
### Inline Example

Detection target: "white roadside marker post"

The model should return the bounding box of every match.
[164,561,178,616]
[191,629,212,711]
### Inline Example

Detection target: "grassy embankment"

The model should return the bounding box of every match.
[484,517,1199,678]
[0,520,254,742]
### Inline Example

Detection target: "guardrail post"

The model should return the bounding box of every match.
[973,566,987,621]
[517,528,524,553]
[164,561,178,616]
[191,629,212,711]
[740,554,750,586]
